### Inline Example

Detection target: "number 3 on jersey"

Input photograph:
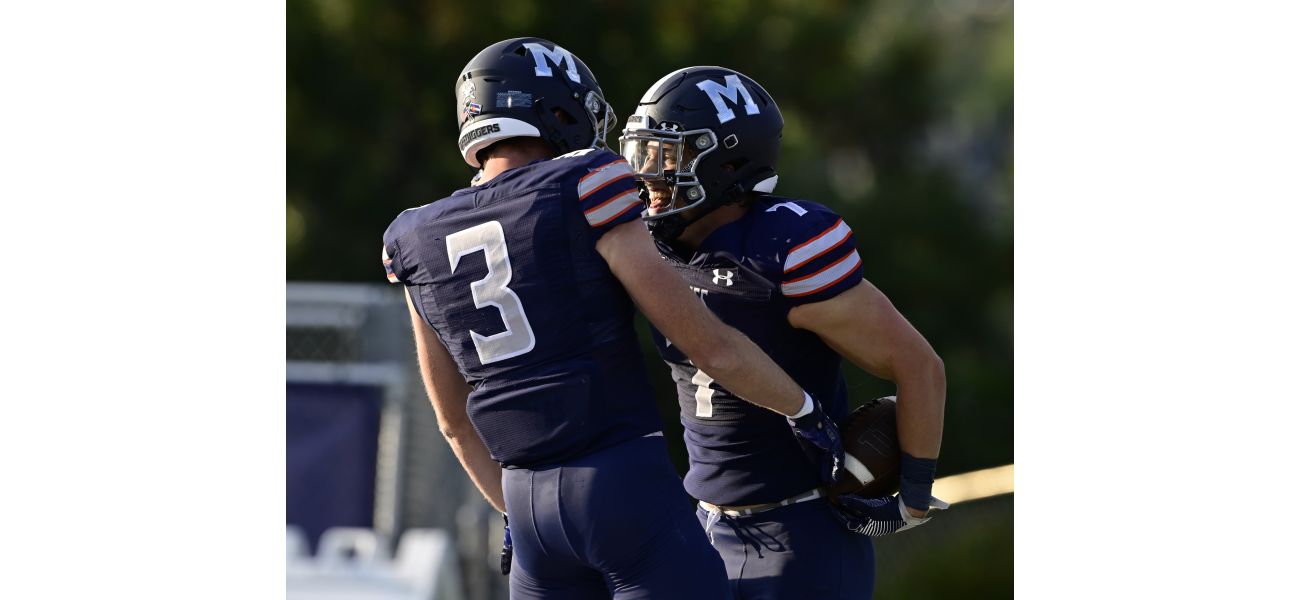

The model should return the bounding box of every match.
[446,221,536,364]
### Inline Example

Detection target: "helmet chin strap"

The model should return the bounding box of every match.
[638,184,688,243]
[647,212,690,243]
[645,183,747,243]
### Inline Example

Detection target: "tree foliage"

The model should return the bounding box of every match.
[288,0,1013,474]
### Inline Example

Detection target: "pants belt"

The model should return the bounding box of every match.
[698,488,825,518]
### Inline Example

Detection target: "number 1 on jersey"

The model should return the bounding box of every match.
[692,368,716,418]
[446,221,537,364]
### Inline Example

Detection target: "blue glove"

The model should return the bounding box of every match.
[787,393,845,486]
[828,494,949,537]
[500,512,513,576]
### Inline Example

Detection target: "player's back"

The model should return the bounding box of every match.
[383,149,660,468]
[651,195,865,506]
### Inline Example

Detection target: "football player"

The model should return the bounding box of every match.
[619,67,948,598]
[382,40,844,599]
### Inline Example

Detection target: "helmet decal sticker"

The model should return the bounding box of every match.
[696,74,760,124]
[495,91,533,108]
[521,42,580,83]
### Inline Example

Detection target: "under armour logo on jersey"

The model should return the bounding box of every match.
[696,75,759,124]
[713,269,736,286]
[522,42,580,83]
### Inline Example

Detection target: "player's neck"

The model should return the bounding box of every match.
[476,142,554,185]
[677,203,748,250]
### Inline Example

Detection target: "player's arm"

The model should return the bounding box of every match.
[404,288,505,512]
[787,279,946,514]
[597,219,807,416]
[598,220,843,485]
[580,155,840,482]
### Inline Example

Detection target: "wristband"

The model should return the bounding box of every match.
[789,392,815,419]
[898,452,938,511]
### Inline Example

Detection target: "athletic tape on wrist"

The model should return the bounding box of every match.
[898,452,938,511]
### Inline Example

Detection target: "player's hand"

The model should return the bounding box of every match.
[499,512,513,576]
[786,395,845,486]
[828,494,949,537]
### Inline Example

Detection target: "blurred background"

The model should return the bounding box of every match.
[287,0,1012,598]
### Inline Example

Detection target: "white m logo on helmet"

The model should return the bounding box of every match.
[696,75,759,124]
[522,42,580,83]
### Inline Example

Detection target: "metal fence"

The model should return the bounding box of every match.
[288,282,507,600]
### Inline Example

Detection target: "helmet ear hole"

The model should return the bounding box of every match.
[552,108,578,125]
[722,158,748,173]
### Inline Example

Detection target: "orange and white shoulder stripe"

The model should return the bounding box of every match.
[784,218,852,273]
[578,159,634,200]
[584,189,642,227]
[579,160,641,227]
[382,245,400,283]
[782,250,862,297]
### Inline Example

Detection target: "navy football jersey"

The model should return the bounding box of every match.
[382,149,663,468]
[651,195,865,506]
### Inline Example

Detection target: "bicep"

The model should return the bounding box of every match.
[595,219,724,356]
[787,279,933,381]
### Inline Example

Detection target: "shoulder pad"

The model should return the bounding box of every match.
[752,197,863,301]
[552,147,601,161]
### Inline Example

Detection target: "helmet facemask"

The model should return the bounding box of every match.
[619,122,719,238]
[584,91,618,151]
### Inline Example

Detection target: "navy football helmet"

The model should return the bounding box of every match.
[456,38,616,168]
[619,67,783,241]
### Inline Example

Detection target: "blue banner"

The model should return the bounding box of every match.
[286,382,382,551]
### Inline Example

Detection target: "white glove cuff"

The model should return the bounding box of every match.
[897,496,948,532]
[789,392,814,419]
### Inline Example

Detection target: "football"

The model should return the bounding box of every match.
[828,396,902,497]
